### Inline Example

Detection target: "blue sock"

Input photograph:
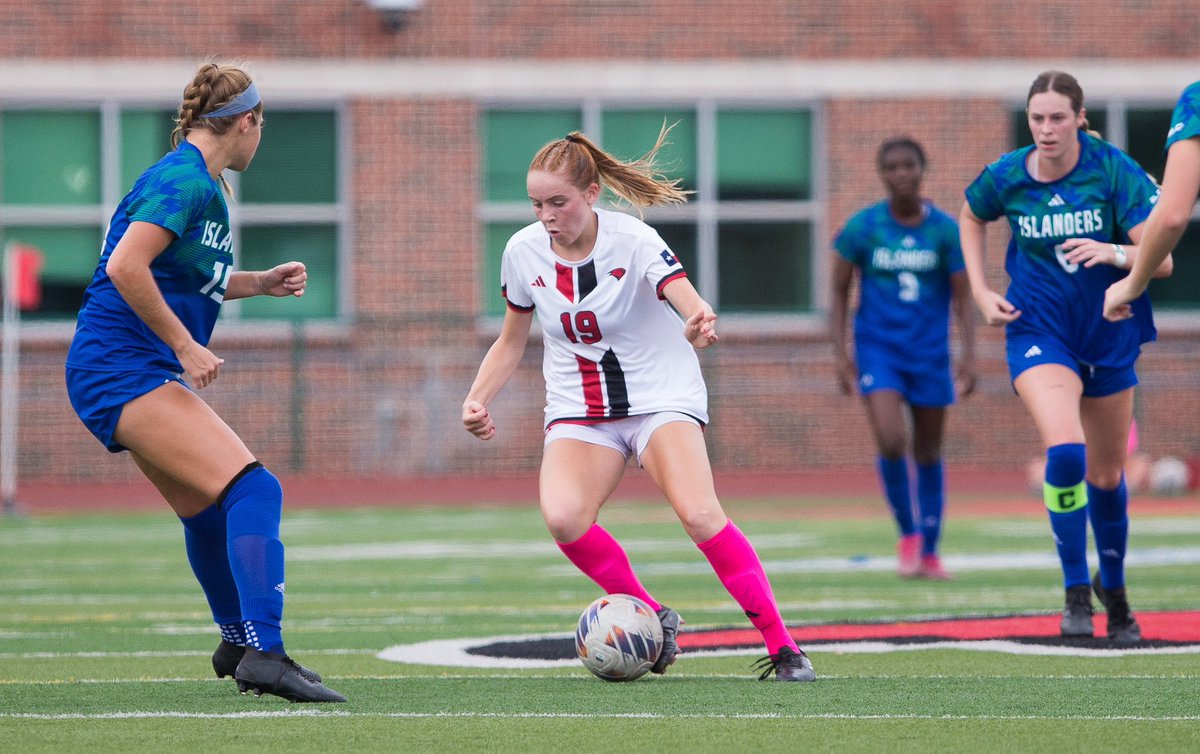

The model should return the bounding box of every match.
[916,461,945,556]
[1087,478,1128,590]
[1043,443,1089,588]
[876,457,916,536]
[222,463,286,654]
[179,503,244,642]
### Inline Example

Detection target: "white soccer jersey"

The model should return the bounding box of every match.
[501,208,709,428]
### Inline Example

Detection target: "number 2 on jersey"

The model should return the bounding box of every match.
[561,310,603,344]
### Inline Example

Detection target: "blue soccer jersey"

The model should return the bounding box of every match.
[964,130,1159,368]
[834,200,964,362]
[67,142,232,373]
[1166,80,1200,152]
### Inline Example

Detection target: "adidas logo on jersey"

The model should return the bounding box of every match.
[531,276,546,288]
[1048,194,1066,207]
[1024,345,1043,359]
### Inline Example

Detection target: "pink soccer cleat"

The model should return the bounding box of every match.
[917,553,953,580]
[896,533,922,578]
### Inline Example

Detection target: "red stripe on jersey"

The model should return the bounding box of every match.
[655,270,688,300]
[556,262,575,303]
[575,355,606,417]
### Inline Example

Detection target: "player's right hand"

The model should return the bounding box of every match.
[176,341,223,389]
[973,289,1021,326]
[462,400,496,440]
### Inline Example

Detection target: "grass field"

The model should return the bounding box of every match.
[2,493,1198,752]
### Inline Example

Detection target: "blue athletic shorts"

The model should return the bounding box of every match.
[1005,332,1138,398]
[855,347,954,408]
[65,367,187,453]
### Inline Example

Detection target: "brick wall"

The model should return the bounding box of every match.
[3,1,1198,59]
[7,2,1199,485]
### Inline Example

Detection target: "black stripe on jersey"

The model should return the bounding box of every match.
[600,348,630,417]
[501,285,535,312]
[577,261,598,301]
[655,270,688,300]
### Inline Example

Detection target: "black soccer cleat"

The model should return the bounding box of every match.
[1092,572,1142,646]
[1060,584,1095,637]
[234,647,346,703]
[753,646,816,682]
[212,639,246,679]
[651,606,682,675]
[213,640,322,684]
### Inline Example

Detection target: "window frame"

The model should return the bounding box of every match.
[477,97,827,333]
[0,97,351,331]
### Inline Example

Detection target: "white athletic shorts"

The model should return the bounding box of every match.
[543,411,700,466]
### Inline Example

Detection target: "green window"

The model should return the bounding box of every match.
[1126,108,1173,182]
[602,110,697,193]
[483,222,527,317]
[480,105,818,317]
[484,109,581,202]
[119,109,177,190]
[0,105,344,322]
[0,225,100,320]
[717,222,812,311]
[239,225,338,320]
[241,110,337,204]
[717,109,811,200]
[2,110,101,206]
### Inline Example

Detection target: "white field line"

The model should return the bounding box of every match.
[3,711,1199,722]
[278,541,1200,577]
[284,533,818,562]
[375,634,1200,669]
[636,546,1200,577]
[0,648,374,660]
[2,672,1190,683]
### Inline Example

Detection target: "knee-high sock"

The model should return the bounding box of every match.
[697,520,797,655]
[179,503,246,645]
[877,457,916,536]
[1043,443,1089,589]
[1088,478,1129,590]
[222,463,286,653]
[916,461,945,556]
[557,524,662,611]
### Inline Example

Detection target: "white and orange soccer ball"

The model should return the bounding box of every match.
[574,594,663,682]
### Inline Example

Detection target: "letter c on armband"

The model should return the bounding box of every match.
[1043,481,1089,513]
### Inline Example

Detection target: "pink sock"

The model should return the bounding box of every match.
[557,524,662,611]
[697,520,797,654]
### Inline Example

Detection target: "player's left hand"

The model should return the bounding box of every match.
[1059,238,1123,269]
[259,261,307,297]
[684,307,718,349]
[1103,277,1141,321]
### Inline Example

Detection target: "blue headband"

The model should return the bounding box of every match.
[199,82,261,119]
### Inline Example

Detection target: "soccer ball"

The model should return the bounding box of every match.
[1149,456,1191,495]
[575,594,663,682]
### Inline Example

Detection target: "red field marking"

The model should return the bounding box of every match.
[676,610,1200,648]
[11,467,1198,516]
